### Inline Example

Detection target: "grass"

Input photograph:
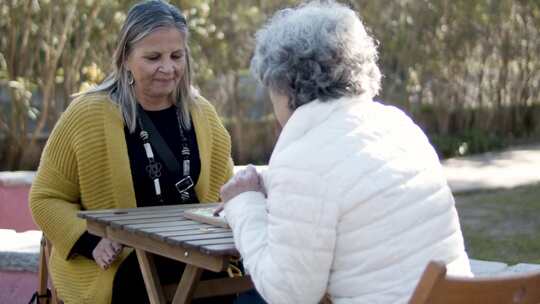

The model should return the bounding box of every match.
[454,183,540,265]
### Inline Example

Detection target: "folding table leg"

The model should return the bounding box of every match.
[136,249,167,304]
[172,264,203,304]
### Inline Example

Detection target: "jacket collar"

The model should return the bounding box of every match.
[270,95,371,163]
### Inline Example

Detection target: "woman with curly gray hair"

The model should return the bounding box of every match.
[220,1,472,303]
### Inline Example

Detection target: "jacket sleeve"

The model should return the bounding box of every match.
[29,102,86,260]
[225,167,338,304]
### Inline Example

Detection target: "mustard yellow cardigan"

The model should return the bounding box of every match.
[29,93,233,304]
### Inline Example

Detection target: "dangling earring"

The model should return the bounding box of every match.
[127,71,134,86]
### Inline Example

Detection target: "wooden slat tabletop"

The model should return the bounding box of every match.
[78,203,238,256]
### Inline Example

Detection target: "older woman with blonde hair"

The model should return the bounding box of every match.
[221,1,472,303]
[30,1,234,303]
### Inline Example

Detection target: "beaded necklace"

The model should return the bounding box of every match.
[137,105,194,203]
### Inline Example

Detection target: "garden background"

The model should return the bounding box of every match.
[1,0,539,265]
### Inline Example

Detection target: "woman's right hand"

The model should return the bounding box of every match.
[92,238,123,270]
[220,165,265,204]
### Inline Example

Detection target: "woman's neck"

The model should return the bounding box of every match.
[135,91,173,111]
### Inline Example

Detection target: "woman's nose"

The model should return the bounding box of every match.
[158,61,175,73]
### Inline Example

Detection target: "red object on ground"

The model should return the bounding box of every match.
[0,271,39,304]
[0,184,37,231]
[0,175,41,304]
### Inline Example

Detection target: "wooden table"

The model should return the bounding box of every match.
[78,204,253,304]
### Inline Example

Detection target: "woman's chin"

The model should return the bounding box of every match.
[149,87,176,98]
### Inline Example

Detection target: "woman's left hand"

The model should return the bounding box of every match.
[220,165,265,204]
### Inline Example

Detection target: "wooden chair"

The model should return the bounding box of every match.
[409,260,540,304]
[36,235,60,304]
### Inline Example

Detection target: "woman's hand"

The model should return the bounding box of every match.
[220,165,265,204]
[92,238,123,270]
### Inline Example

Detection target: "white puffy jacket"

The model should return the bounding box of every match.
[225,96,472,304]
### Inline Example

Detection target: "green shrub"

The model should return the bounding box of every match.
[429,129,506,159]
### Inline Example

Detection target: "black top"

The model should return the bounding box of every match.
[126,105,201,207]
[72,105,201,258]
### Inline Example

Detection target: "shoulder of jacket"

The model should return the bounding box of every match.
[193,94,216,113]
[192,94,223,126]
[57,93,119,134]
[67,92,115,115]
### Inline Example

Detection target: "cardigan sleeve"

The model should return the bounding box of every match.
[197,96,234,202]
[71,232,101,260]
[29,101,87,260]
[225,167,338,304]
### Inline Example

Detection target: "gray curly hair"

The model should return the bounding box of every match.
[250,1,381,110]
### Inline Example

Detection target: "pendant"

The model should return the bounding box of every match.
[175,176,194,194]
[183,159,190,176]
[146,162,162,179]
